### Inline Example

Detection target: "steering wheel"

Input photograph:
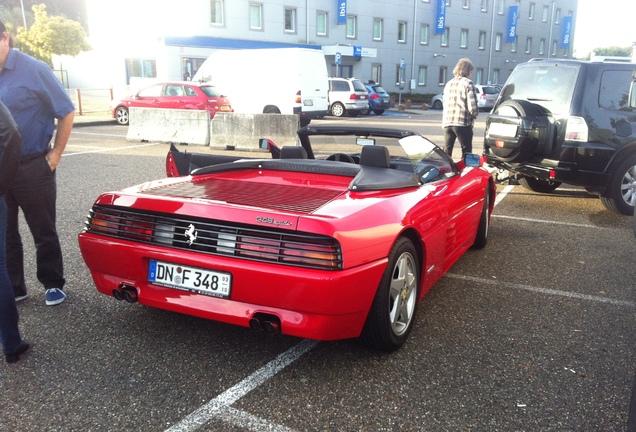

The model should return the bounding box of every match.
[326,153,356,163]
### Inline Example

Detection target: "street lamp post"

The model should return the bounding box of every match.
[20,0,28,29]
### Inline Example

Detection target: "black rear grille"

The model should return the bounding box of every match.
[84,205,343,270]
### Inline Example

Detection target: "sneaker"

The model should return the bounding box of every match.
[5,341,30,364]
[45,288,66,306]
[15,294,29,302]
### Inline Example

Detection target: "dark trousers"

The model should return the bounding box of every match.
[6,154,64,295]
[0,196,22,354]
[443,125,474,157]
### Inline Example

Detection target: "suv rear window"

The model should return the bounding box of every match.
[352,80,367,92]
[499,64,579,115]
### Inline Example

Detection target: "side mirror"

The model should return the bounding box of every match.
[464,153,483,167]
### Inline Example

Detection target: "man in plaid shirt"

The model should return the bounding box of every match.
[442,58,478,157]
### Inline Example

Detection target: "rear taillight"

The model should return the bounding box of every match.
[565,116,589,142]
[295,90,302,104]
[349,94,360,100]
[369,94,380,100]
[480,94,486,100]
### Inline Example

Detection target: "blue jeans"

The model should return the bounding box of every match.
[0,196,22,355]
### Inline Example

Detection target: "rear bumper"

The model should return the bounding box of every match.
[79,232,386,341]
[485,154,611,190]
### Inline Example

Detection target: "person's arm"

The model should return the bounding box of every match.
[46,110,75,171]
[467,82,479,119]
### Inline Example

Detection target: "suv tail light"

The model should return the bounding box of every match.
[295,90,302,104]
[565,116,589,142]
[349,94,360,100]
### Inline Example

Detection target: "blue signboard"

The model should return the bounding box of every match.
[507,5,519,42]
[337,0,347,25]
[353,46,362,57]
[560,16,572,48]
[435,0,446,34]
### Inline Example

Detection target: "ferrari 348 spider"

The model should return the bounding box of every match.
[78,125,495,351]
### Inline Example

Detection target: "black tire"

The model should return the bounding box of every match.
[360,107,370,115]
[361,237,419,351]
[518,176,562,193]
[472,187,491,249]
[486,99,552,163]
[263,106,281,114]
[432,100,442,110]
[600,153,636,215]
[114,106,129,125]
[331,103,345,117]
[373,109,385,115]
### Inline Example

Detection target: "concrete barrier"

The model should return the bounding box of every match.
[126,108,210,146]
[210,113,299,150]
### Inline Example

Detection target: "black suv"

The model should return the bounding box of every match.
[484,59,636,215]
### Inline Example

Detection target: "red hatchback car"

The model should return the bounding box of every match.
[111,82,233,125]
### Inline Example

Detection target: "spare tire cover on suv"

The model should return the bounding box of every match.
[485,99,555,163]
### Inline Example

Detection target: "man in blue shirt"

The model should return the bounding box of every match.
[0,21,75,306]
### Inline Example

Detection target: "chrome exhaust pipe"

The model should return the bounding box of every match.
[112,288,124,301]
[262,320,281,334]
[118,284,138,303]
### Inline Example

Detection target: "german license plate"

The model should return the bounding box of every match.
[488,122,518,138]
[303,99,314,106]
[148,260,231,298]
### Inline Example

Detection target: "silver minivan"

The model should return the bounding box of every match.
[328,78,369,117]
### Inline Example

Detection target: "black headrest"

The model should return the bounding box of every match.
[280,146,308,159]
[360,145,390,168]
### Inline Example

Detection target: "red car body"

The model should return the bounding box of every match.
[111,82,233,125]
[78,126,495,350]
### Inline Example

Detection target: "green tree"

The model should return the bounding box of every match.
[592,46,632,57]
[15,4,90,67]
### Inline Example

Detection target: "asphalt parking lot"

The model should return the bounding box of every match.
[1,114,634,431]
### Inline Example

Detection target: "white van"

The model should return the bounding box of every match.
[193,48,329,126]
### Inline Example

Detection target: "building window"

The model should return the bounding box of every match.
[551,40,557,56]
[438,67,447,86]
[418,66,427,86]
[492,69,500,84]
[372,65,382,84]
[528,2,535,20]
[539,38,545,55]
[422,0,430,3]
[480,0,487,12]
[510,37,517,52]
[526,37,532,54]
[420,24,429,45]
[475,68,483,85]
[398,21,407,43]
[495,33,502,51]
[346,15,357,39]
[316,11,328,36]
[210,0,224,25]
[249,3,263,30]
[555,8,561,24]
[542,5,549,22]
[373,18,383,41]
[478,31,486,50]
[284,8,296,33]
[462,0,470,9]
[446,0,451,6]
[497,0,504,14]
[126,59,157,80]
[395,64,405,87]
[460,29,468,48]
[441,28,449,47]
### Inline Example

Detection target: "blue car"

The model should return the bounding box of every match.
[362,82,391,115]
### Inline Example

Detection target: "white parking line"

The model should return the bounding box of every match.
[446,273,636,308]
[492,214,598,229]
[165,339,317,432]
[63,142,163,156]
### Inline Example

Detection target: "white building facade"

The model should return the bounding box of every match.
[62,0,578,96]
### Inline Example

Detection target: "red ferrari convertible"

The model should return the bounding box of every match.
[78,125,495,351]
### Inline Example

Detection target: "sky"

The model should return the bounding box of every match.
[573,0,636,57]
